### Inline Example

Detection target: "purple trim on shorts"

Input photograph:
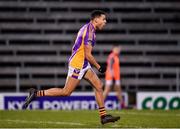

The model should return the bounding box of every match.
[72,75,78,79]
[74,68,80,74]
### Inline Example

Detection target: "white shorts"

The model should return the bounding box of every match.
[106,80,121,87]
[68,63,91,80]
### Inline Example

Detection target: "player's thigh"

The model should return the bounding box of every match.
[63,76,80,94]
[84,69,103,90]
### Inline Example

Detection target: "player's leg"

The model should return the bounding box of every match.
[84,69,120,124]
[37,77,80,96]
[103,80,112,100]
[114,85,122,102]
[22,76,80,109]
[22,66,81,109]
[114,80,124,108]
[84,69,104,108]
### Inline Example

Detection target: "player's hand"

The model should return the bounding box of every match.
[98,64,107,73]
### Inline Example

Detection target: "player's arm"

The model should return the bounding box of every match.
[85,43,100,70]
[85,43,106,73]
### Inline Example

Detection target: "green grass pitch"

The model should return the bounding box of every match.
[0,109,180,128]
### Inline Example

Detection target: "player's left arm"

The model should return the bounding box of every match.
[85,43,100,70]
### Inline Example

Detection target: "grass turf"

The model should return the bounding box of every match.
[0,109,180,128]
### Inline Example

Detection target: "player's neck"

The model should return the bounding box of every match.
[90,20,97,30]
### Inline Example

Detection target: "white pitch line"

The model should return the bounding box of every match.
[1,119,84,126]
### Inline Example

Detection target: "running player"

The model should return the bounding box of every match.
[22,10,120,125]
[104,45,125,109]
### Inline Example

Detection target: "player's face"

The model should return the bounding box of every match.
[96,14,107,30]
[113,47,121,54]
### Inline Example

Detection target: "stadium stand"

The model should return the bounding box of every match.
[0,0,180,92]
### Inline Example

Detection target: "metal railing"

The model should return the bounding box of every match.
[15,67,180,92]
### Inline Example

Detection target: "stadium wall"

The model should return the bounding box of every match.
[0,92,128,110]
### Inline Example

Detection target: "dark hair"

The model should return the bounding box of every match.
[91,10,106,20]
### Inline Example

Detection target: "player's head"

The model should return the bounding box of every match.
[112,45,121,54]
[90,10,107,30]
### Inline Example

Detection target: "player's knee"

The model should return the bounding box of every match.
[96,81,103,92]
[62,90,71,96]
[64,92,71,96]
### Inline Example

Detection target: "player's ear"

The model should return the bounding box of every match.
[94,17,98,23]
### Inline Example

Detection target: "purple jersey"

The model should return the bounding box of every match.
[69,22,96,69]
